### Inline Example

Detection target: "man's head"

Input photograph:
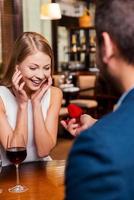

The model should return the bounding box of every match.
[95,0,134,93]
[95,0,134,64]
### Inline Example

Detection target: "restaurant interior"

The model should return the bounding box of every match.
[0,0,121,199]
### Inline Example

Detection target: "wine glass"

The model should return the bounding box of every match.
[0,153,3,194]
[6,134,28,193]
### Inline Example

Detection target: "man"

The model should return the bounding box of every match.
[65,0,134,199]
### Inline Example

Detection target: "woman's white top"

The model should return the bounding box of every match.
[0,86,52,166]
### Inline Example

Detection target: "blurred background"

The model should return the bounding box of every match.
[0,1,120,150]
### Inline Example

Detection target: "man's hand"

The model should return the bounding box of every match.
[76,114,97,134]
[61,118,80,137]
[61,114,97,137]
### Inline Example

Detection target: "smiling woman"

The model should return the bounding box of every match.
[0,32,63,166]
[16,51,51,96]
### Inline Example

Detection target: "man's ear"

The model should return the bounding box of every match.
[101,32,114,63]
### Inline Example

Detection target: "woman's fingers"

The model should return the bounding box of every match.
[19,82,25,91]
[18,82,28,98]
[48,76,52,86]
[12,70,23,90]
[12,69,21,81]
[34,76,52,99]
[14,75,23,89]
[12,70,28,101]
[42,76,52,92]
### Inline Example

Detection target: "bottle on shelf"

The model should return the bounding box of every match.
[70,33,81,62]
[71,34,77,53]
[81,35,86,51]
[90,35,96,52]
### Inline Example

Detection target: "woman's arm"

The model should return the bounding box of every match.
[0,70,29,149]
[0,97,28,149]
[32,86,62,157]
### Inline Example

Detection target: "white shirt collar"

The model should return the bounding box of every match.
[114,87,134,110]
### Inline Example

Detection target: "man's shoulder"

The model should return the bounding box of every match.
[75,105,134,148]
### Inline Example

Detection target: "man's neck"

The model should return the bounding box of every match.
[111,57,134,92]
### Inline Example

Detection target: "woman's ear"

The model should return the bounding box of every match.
[101,32,114,63]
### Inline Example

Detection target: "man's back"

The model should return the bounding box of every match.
[65,88,134,200]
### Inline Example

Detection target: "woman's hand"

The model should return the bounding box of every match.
[61,114,97,137]
[31,76,52,105]
[12,69,29,105]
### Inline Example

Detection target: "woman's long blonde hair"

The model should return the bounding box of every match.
[1,32,54,87]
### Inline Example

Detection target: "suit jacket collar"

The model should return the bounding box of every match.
[115,87,134,109]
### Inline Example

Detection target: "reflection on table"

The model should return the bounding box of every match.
[0,160,65,200]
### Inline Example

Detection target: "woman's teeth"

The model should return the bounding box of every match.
[31,79,47,86]
[32,80,41,85]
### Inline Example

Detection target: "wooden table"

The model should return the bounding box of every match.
[0,160,65,200]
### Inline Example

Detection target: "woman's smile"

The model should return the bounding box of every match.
[27,78,48,90]
[30,78,44,86]
[18,51,51,92]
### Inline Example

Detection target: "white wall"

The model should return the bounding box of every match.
[22,0,52,45]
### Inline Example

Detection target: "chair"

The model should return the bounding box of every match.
[53,74,64,87]
[78,75,96,99]
[59,107,68,117]
[70,75,98,116]
[53,74,68,115]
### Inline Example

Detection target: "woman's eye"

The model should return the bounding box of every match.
[44,67,50,70]
[29,67,37,70]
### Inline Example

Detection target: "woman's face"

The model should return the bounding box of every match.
[17,51,51,92]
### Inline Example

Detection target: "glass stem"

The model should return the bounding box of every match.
[15,164,20,186]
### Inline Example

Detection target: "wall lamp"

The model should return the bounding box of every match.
[40,3,61,20]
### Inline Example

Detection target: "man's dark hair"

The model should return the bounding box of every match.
[95,0,134,64]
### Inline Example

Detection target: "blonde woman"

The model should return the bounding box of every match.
[0,32,62,166]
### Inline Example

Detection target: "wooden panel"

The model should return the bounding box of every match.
[0,0,23,75]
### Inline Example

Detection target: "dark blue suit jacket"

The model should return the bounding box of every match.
[65,89,134,200]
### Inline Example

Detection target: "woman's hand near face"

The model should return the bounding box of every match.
[12,69,29,106]
[31,76,52,106]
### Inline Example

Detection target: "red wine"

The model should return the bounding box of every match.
[6,147,27,165]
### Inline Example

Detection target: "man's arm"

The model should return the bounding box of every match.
[65,128,122,200]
